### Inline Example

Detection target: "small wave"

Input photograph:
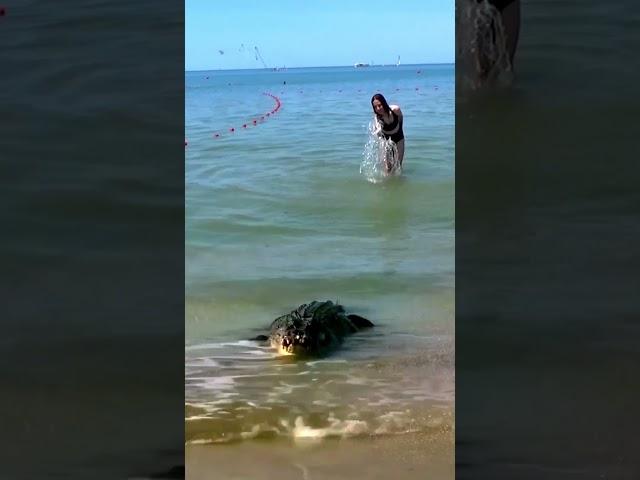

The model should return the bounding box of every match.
[290,415,369,441]
[185,339,262,351]
[304,359,348,367]
[185,404,453,445]
[185,357,220,368]
[188,375,236,391]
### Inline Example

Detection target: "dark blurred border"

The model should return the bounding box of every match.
[456,1,640,478]
[1,1,184,478]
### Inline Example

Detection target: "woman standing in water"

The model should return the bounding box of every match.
[371,93,404,172]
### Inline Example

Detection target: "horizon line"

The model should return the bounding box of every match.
[185,62,454,73]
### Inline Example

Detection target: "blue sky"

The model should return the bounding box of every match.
[186,0,454,70]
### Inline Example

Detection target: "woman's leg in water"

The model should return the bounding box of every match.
[501,0,520,67]
[383,138,404,173]
[396,139,405,168]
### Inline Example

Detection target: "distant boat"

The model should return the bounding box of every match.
[396,55,401,66]
[354,62,370,68]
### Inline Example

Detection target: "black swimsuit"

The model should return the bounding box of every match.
[380,111,404,143]
[479,0,517,11]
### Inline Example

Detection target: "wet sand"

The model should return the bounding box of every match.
[186,430,453,480]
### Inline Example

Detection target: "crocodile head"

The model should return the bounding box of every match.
[270,324,334,356]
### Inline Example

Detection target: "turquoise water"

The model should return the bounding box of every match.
[185,64,454,444]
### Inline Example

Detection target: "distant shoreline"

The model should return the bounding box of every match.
[185,63,454,73]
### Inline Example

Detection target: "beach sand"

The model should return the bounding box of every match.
[186,429,454,480]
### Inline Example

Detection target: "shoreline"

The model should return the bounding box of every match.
[186,430,453,479]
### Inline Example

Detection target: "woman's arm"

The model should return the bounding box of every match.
[391,105,403,121]
[391,106,403,131]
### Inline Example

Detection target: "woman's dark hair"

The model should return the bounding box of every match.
[371,93,391,117]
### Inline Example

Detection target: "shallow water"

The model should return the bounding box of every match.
[455,0,640,477]
[2,1,184,478]
[185,64,454,444]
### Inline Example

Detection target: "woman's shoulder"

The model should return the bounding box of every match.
[390,105,403,115]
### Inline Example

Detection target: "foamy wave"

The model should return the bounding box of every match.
[185,342,226,351]
[189,375,236,391]
[374,410,417,435]
[185,339,267,351]
[185,406,453,446]
[290,414,369,441]
[185,415,210,422]
[187,438,214,445]
[185,357,220,368]
[305,359,348,367]
[185,422,282,445]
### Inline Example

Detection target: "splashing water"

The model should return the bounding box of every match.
[456,0,513,91]
[360,119,401,184]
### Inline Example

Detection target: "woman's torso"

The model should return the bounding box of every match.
[380,110,404,142]
[381,111,399,132]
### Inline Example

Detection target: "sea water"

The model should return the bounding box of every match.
[185,64,454,444]
[455,0,640,474]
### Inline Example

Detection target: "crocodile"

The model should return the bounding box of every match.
[254,300,374,357]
